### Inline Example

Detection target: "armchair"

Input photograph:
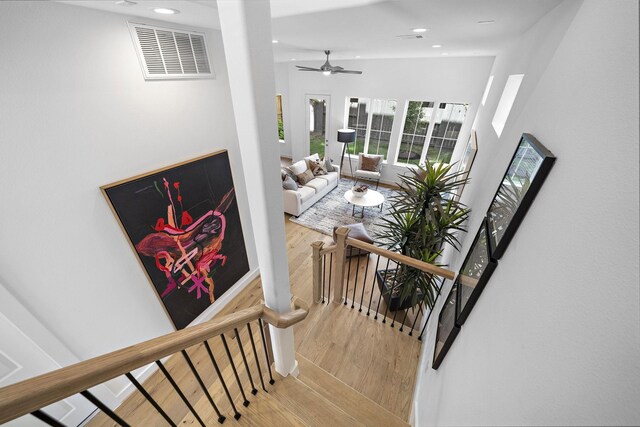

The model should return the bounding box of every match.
[354,153,383,189]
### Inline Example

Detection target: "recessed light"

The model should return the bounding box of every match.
[412,28,428,33]
[477,20,495,24]
[432,44,442,48]
[355,55,361,58]
[115,0,136,6]
[442,52,449,56]
[290,58,296,61]
[153,7,179,14]
[272,40,279,44]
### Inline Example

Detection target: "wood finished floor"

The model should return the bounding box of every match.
[88,215,420,426]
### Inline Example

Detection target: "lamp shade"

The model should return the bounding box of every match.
[337,129,356,143]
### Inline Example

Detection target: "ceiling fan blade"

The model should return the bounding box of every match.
[296,65,322,71]
[333,69,363,74]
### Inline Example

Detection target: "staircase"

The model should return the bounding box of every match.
[86,341,407,427]
[176,353,408,427]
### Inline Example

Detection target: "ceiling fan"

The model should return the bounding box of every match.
[296,50,363,75]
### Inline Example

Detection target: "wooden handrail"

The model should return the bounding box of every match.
[345,237,456,281]
[0,298,308,424]
[319,243,337,256]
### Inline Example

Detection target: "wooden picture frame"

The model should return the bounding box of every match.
[432,282,460,370]
[486,133,556,259]
[455,218,498,326]
[454,130,478,201]
[101,150,250,330]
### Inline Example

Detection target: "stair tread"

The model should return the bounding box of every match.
[269,371,366,427]
[296,353,410,427]
[180,376,307,427]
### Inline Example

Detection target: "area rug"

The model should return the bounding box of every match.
[289,179,399,239]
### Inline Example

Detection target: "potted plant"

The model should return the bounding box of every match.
[375,162,470,311]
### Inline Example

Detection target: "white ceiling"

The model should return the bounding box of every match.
[59,0,562,61]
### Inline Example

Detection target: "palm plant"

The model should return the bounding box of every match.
[376,162,470,310]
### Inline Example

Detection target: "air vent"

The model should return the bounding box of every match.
[395,34,424,40]
[128,22,214,80]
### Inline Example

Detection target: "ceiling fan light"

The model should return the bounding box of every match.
[322,70,331,76]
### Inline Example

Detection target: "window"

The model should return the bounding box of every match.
[396,101,468,166]
[345,97,397,159]
[397,101,435,165]
[367,99,397,159]
[276,94,284,142]
[346,98,369,155]
[492,74,524,137]
[427,103,468,164]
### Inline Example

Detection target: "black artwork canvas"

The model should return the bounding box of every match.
[487,133,556,259]
[102,151,250,329]
[432,283,460,370]
[455,218,498,326]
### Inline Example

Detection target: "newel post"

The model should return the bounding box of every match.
[333,227,350,304]
[311,241,324,303]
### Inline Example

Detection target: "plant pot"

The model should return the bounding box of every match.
[375,269,423,311]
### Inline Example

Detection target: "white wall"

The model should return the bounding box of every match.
[278,56,494,183]
[414,1,640,425]
[0,0,257,369]
[275,62,293,158]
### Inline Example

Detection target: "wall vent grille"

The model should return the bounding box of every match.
[128,22,214,80]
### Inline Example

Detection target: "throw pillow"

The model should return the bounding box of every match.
[282,174,298,190]
[310,160,327,176]
[289,159,308,175]
[296,169,315,185]
[361,155,381,172]
[323,157,335,172]
[304,153,321,168]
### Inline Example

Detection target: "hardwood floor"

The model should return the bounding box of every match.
[88,214,419,426]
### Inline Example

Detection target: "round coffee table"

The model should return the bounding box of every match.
[344,189,385,218]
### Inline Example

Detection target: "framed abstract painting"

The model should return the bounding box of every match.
[487,133,556,259]
[455,218,498,326]
[432,282,460,370]
[102,150,250,330]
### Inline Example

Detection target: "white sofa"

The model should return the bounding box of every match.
[283,155,340,217]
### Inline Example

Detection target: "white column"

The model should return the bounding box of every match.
[217,0,298,376]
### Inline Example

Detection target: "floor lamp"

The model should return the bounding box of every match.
[338,129,355,179]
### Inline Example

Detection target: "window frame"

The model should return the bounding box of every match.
[276,94,285,143]
[395,99,469,167]
[344,97,397,162]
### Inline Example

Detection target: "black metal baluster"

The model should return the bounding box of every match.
[374,258,392,320]
[382,264,400,324]
[155,361,205,427]
[359,252,371,312]
[418,282,444,341]
[246,322,267,392]
[125,372,176,427]
[31,410,66,427]
[367,255,381,316]
[203,341,241,420]
[258,318,275,385]
[81,391,131,427]
[409,300,425,337]
[327,253,333,302]
[181,350,225,424]
[321,253,326,303]
[220,334,250,407]
[399,307,410,332]
[351,248,362,308]
[344,253,352,305]
[234,328,258,395]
